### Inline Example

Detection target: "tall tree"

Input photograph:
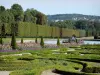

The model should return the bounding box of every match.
[74,20,88,29]
[0,6,5,13]
[24,9,37,23]
[11,4,24,21]
[6,9,14,23]
[36,12,47,25]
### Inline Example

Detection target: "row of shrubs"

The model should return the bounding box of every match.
[0,22,86,38]
[81,45,100,49]
[0,35,60,49]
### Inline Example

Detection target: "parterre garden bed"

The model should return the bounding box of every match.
[0,45,100,75]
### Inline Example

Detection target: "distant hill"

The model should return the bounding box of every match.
[47,14,100,21]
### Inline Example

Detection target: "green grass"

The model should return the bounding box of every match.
[2,37,58,43]
[2,38,36,43]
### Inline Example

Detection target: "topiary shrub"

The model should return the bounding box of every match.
[94,35,98,39]
[76,39,78,43]
[57,38,60,46]
[21,38,23,44]
[0,37,3,44]
[40,36,44,47]
[82,63,87,72]
[68,38,71,43]
[35,37,38,43]
[11,33,17,49]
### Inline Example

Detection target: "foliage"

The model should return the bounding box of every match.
[68,38,71,43]
[11,4,24,21]
[11,33,17,49]
[47,14,100,21]
[35,37,38,43]
[0,45,100,75]
[76,39,78,43]
[36,12,47,25]
[0,6,5,12]
[94,35,98,39]
[18,22,81,38]
[21,38,23,44]
[40,36,44,47]
[57,38,60,46]
[24,9,37,23]
[1,24,5,37]
[0,4,87,38]
[49,20,75,29]
[0,37,3,44]
[79,30,86,37]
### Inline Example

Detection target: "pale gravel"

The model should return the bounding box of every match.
[41,70,61,75]
[0,71,11,75]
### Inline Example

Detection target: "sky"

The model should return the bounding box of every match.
[0,0,100,16]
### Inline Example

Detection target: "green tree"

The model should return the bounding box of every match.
[94,21,100,35]
[57,38,60,46]
[0,9,14,23]
[0,37,3,44]
[36,12,47,25]
[68,38,71,43]
[49,20,75,29]
[6,9,14,23]
[35,37,38,43]
[21,38,23,44]
[74,20,88,29]
[24,9,37,23]
[0,6,7,23]
[11,4,24,21]
[40,36,44,47]
[1,24,5,37]
[0,6,5,13]
[11,33,17,49]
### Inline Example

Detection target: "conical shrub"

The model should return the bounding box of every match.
[21,38,23,44]
[40,36,44,47]
[68,38,71,43]
[35,37,38,43]
[76,39,78,43]
[57,38,60,46]
[11,33,17,49]
[0,37,3,45]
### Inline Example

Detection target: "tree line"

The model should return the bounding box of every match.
[0,4,47,25]
[47,14,100,21]
[0,3,100,38]
[48,20,100,36]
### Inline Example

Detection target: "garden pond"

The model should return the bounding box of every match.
[44,39,100,45]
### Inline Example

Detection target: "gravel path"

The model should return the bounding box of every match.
[0,71,11,75]
[41,70,61,75]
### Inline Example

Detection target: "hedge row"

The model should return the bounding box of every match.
[62,28,80,37]
[0,23,12,35]
[18,22,37,37]
[0,22,86,37]
[79,30,86,37]
[18,22,85,37]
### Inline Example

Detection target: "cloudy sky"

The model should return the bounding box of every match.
[0,0,100,16]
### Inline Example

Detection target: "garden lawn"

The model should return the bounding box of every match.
[0,45,100,75]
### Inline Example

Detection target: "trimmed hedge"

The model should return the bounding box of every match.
[86,30,93,37]
[17,22,85,38]
[62,28,79,37]
[5,23,12,35]
[1,22,86,38]
[18,22,37,37]
[79,30,86,37]
[38,25,46,37]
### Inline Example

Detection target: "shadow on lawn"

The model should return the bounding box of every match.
[68,58,100,63]
[52,69,85,75]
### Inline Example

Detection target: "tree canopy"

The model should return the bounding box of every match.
[0,4,47,25]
